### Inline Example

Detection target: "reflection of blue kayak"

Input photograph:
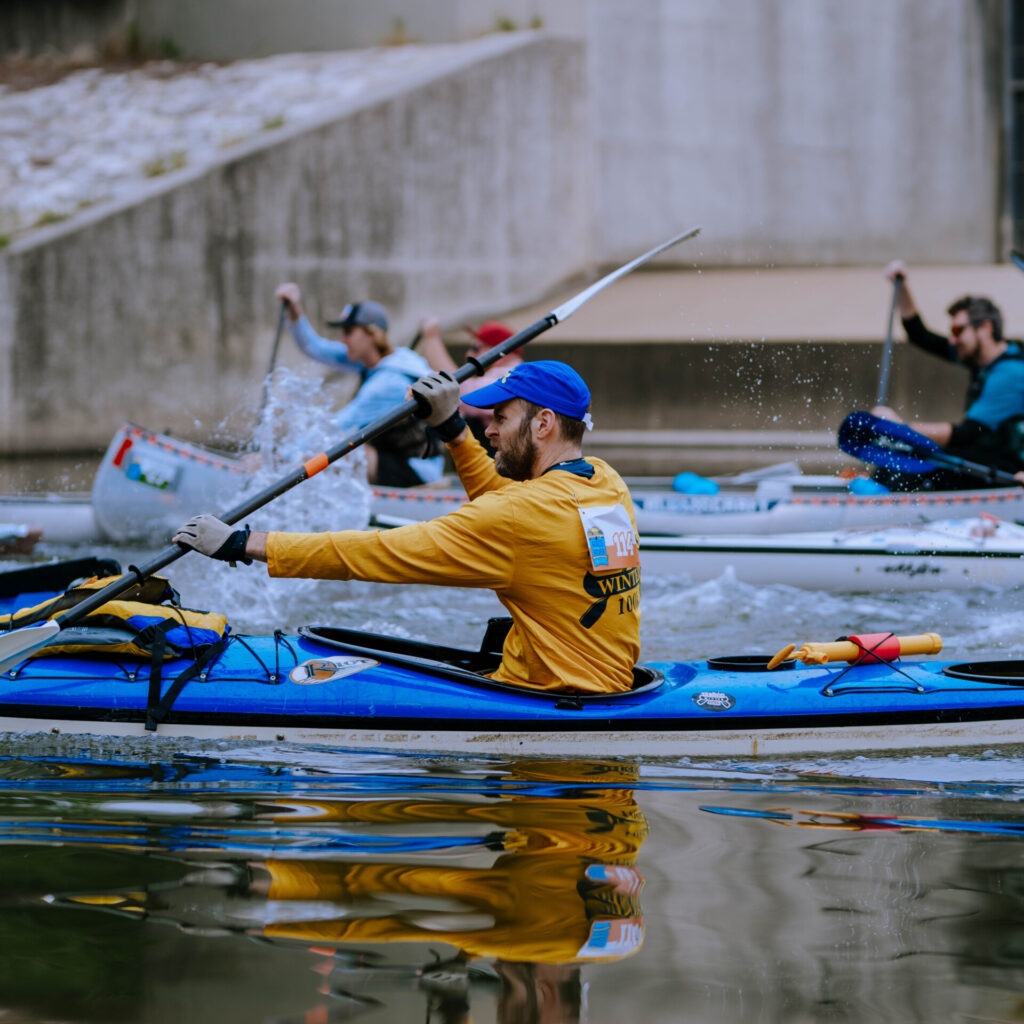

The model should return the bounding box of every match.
[700,805,1024,837]
[5,561,1024,758]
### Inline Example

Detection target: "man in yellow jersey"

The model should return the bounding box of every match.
[174,361,641,694]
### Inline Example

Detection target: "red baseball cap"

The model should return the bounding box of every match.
[465,321,514,348]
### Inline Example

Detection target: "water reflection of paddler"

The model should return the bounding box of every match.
[250,761,647,965]
[39,761,645,1024]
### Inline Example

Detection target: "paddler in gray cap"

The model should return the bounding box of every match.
[273,282,442,487]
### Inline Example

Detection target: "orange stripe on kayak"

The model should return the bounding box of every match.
[303,452,329,477]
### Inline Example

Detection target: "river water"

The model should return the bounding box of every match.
[4,395,1024,1022]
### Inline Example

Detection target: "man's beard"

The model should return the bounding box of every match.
[494,417,536,481]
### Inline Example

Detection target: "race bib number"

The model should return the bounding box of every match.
[579,504,640,572]
[576,917,644,959]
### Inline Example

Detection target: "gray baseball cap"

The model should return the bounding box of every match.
[326,300,389,331]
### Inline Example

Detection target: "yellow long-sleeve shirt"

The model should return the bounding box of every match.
[266,433,641,692]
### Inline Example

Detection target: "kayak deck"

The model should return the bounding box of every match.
[3,625,1024,757]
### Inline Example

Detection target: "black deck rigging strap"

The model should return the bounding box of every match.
[822,633,923,695]
[145,629,231,732]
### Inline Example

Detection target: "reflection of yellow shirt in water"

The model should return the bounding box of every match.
[260,769,647,964]
[265,433,641,693]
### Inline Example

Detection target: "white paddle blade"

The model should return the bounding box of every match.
[549,226,701,323]
[0,620,61,674]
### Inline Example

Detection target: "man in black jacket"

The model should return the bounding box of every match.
[871,261,1024,489]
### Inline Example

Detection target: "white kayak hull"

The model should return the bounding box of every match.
[632,486,1024,535]
[374,480,1024,536]
[0,495,101,545]
[640,517,1024,591]
[90,423,248,540]
[15,423,1024,572]
[87,424,1024,540]
[368,512,1024,592]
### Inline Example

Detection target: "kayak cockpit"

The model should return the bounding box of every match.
[942,662,1024,685]
[300,620,665,701]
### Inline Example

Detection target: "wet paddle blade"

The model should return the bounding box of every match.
[0,619,61,674]
[837,411,941,474]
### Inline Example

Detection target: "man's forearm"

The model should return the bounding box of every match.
[909,420,953,447]
[896,280,917,320]
[247,530,269,563]
[902,314,952,360]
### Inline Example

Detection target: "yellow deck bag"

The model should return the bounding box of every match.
[1,574,229,660]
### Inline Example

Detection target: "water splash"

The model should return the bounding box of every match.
[246,363,371,532]
[168,365,372,628]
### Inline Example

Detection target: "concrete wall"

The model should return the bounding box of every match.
[134,0,584,59]
[0,0,138,56]
[533,339,966,434]
[3,1,1007,265]
[586,0,1005,266]
[0,2,1012,456]
[0,0,580,59]
[135,0,1010,265]
[0,34,589,453]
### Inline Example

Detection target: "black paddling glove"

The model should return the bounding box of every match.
[212,526,253,566]
[433,414,467,442]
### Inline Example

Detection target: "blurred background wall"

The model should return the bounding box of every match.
[0,0,1019,454]
[585,0,1005,265]
[0,0,1009,264]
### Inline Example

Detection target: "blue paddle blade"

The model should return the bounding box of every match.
[837,411,941,474]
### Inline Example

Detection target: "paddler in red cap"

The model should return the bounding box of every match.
[417,316,523,448]
[174,361,641,695]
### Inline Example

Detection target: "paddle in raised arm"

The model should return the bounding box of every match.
[875,272,903,406]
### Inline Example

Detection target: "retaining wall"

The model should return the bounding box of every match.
[134,0,585,58]
[6,1,1005,269]
[0,33,589,453]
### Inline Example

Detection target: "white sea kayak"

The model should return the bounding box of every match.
[13,424,1024,559]
[638,516,1024,591]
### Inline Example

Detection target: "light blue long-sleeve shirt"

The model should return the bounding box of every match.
[289,317,443,482]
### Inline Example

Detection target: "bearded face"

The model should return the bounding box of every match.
[493,408,537,481]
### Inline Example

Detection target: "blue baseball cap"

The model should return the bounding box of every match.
[462,360,593,424]
[326,300,389,331]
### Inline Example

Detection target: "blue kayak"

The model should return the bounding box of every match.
[3,560,1024,757]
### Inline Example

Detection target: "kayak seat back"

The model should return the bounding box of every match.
[300,624,664,699]
[942,662,1024,684]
